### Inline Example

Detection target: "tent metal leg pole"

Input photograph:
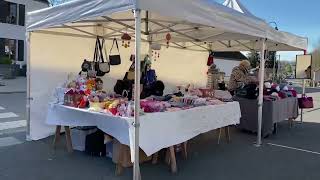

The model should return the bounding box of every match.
[256,38,266,147]
[133,9,142,180]
[26,32,32,141]
[300,79,306,123]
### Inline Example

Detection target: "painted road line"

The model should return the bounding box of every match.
[0,112,19,119]
[0,137,23,147]
[268,143,320,155]
[0,106,4,110]
[0,120,27,131]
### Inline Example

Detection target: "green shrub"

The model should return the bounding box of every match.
[0,56,12,65]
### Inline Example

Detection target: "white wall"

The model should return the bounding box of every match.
[0,23,26,40]
[214,58,241,77]
[0,0,48,66]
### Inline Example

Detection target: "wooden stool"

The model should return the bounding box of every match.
[217,126,231,144]
[288,118,295,128]
[52,125,73,153]
[164,141,188,173]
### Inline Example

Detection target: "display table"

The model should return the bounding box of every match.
[234,97,299,136]
[47,102,241,156]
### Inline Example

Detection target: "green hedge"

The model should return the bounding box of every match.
[0,56,12,65]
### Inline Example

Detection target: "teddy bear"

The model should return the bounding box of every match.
[86,79,96,91]
[88,95,103,112]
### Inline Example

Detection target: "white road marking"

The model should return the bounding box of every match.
[0,106,4,110]
[0,137,23,147]
[268,143,320,155]
[0,120,27,131]
[0,112,18,119]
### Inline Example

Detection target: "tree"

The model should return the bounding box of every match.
[284,63,293,74]
[246,51,259,68]
[312,39,320,71]
[246,51,277,68]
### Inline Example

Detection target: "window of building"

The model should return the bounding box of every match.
[0,38,17,63]
[0,0,18,25]
[18,4,25,26]
[18,40,24,61]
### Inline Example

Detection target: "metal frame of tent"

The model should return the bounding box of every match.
[26,1,307,179]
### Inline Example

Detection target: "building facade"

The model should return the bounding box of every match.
[0,0,48,68]
[213,51,248,77]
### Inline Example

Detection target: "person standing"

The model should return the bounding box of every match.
[228,60,257,96]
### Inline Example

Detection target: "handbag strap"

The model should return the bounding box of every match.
[93,37,99,62]
[97,37,105,63]
[94,37,106,63]
[110,38,120,54]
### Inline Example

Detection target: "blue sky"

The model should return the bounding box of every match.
[216,0,320,61]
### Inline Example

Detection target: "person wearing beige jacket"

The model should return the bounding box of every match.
[228,60,257,95]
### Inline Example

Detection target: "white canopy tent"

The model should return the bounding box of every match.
[223,0,258,19]
[26,0,307,179]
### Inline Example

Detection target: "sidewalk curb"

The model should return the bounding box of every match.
[0,91,26,94]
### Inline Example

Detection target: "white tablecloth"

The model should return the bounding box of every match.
[47,102,241,156]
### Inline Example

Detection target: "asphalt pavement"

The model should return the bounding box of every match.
[1,92,320,180]
[1,122,320,180]
[0,93,27,147]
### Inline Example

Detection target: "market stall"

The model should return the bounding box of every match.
[235,96,298,136]
[47,101,241,157]
[26,0,308,179]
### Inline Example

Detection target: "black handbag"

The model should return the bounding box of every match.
[85,129,106,156]
[109,38,121,65]
[236,83,258,99]
[94,37,110,76]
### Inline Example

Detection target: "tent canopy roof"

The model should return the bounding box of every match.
[27,0,308,51]
[223,0,260,20]
[213,51,248,60]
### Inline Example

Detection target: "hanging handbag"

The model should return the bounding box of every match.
[207,51,214,66]
[109,38,121,65]
[124,59,135,80]
[298,95,314,109]
[94,37,110,76]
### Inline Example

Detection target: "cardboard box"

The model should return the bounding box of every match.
[112,140,152,168]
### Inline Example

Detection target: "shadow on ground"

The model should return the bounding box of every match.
[1,121,320,180]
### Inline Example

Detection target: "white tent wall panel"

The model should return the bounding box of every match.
[29,32,96,140]
[29,32,211,140]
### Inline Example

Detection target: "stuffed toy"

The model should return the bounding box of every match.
[109,100,120,115]
[78,96,88,108]
[67,81,77,89]
[79,84,87,92]
[88,95,103,112]
[64,89,75,106]
[81,59,92,72]
[77,76,87,85]
[79,71,88,79]
[97,91,107,102]
[117,103,127,116]
[95,78,104,91]
[87,79,96,91]
[88,70,96,78]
